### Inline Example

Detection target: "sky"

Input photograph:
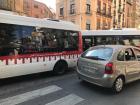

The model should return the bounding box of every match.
[35,0,56,11]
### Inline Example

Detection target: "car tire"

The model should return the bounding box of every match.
[112,77,124,93]
[53,61,68,75]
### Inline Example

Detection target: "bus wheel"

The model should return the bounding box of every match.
[53,61,68,75]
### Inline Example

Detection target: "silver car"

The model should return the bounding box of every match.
[77,45,140,93]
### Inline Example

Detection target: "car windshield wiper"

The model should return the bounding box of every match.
[84,56,106,61]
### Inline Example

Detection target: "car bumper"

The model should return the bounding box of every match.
[77,69,115,88]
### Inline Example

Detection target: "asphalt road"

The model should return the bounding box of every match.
[0,69,140,105]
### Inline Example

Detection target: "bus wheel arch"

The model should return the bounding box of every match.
[53,60,68,75]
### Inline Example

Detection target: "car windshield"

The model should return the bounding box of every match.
[82,47,113,61]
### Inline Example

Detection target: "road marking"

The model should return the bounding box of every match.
[0,85,62,105]
[45,94,84,105]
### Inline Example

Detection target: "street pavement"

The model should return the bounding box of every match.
[0,70,140,105]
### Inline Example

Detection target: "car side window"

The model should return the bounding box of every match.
[134,48,140,61]
[117,50,125,61]
[125,48,136,61]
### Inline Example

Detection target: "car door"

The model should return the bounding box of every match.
[125,48,139,82]
[133,48,140,78]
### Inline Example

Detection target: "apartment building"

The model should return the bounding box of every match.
[0,0,55,19]
[23,0,55,19]
[0,0,24,15]
[134,0,140,28]
[56,0,113,30]
[113,0,134,28]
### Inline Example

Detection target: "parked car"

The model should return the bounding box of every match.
[77,45,140,93]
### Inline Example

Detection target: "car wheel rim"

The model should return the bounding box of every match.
[115,78,123,92]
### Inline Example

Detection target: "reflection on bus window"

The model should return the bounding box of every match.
[95,36,117,45]
[94,36,140,47]
[0,23,79,56]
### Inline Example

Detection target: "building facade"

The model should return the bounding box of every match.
[112,0,134,28]
[133,0,140,28]
[0,0,24,15]
[23,0,55,19]
[0,0,55,19]
[56,0,113,30]
[56,0,136,30]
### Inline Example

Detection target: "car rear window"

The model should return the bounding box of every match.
[81,47,113,61]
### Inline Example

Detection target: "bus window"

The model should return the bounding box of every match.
[40,28,79,52]
[94,36,117,45]
[61,31,79,51]
[83,38,93,51]
[0,23,22,56]
[120,36,140,46]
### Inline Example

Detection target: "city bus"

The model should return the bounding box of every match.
[82,29,140,51]
[0,13,82,78]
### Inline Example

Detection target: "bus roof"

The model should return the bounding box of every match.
[0,13,80,31]
[82,29,140,36]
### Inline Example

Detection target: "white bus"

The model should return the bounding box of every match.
[0,13,83,78]
[82,29,140,51]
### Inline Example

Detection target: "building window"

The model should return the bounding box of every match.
[118,14,121,22]
[23,0,30,13]
[34,4,38,8]
[86,4,91,14]
[127,8,130,17]
[60,7,64,16]
[119,0,121,5]
[97,0,101,13]
[97,20,100,30]
[70,4,75,14]
[102,3,106,15]
[108,6,111,17]
[86,23,90,30]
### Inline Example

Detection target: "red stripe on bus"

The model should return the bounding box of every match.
[22,58,25,64]
[43,57,45,62]
[0,51,80,60]
[30,58,32,63]
[49,56,51,61]
[15,59,17,64]
[54,56,56,60]
[6,60,8,65]
[37,57,39,62]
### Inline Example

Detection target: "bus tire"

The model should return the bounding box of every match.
[53,60,68,75]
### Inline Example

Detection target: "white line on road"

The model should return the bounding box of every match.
[0,85,62,105]
[45,94,84,105]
